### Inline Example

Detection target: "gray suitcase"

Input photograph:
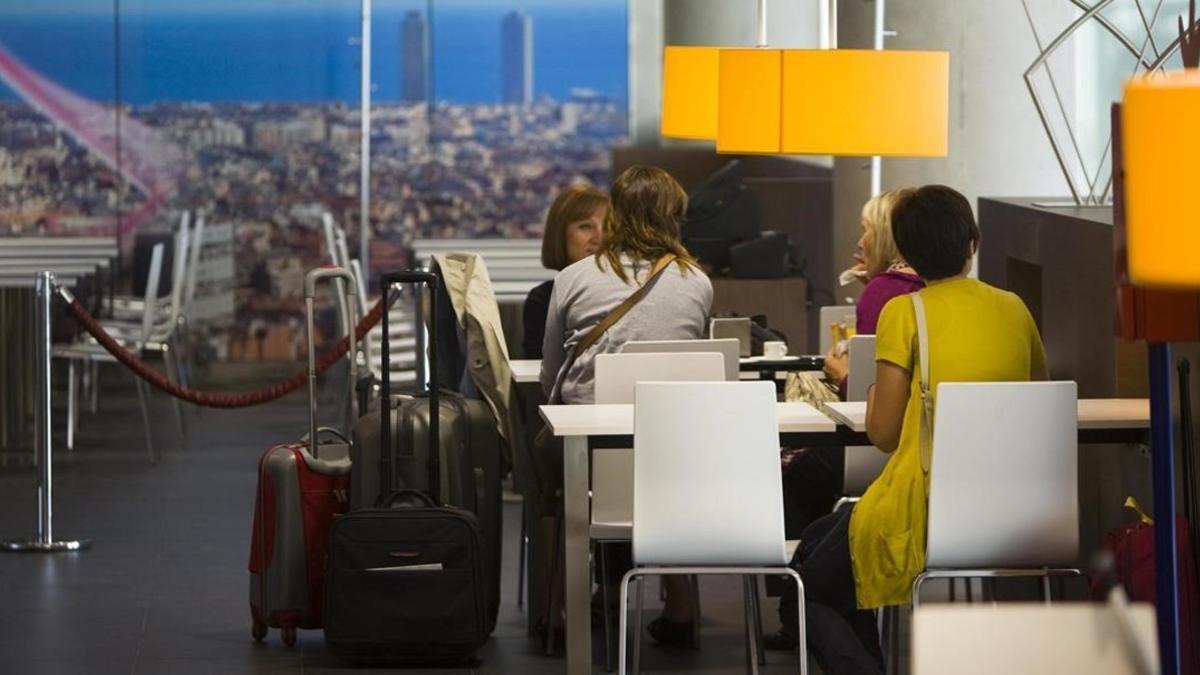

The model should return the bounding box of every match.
[349,270,503,630]
[249,268,359,647]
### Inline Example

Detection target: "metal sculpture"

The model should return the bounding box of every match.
[1021,0,1200,205]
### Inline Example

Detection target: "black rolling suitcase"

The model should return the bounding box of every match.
[324,270,494,663]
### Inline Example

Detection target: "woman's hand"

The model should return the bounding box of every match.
[823,344,849,383]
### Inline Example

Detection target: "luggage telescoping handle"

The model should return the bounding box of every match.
[379,270,440,500]
[305,266,358,459]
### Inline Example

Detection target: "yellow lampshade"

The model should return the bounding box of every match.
[1121,68,1200,288]
[661,46,721,140]
[716,49,950,156]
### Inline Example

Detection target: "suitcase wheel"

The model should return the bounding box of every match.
[280,626,297,647]
[251,620,267,643]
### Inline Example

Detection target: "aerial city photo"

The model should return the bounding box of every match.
[0,0,628,358]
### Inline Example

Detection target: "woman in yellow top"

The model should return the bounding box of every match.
[767,185,1047,674]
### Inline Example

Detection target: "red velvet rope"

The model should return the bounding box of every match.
[62,296,387,409]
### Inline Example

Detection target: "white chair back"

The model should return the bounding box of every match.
[139,243,165,348]
[926,381,1079,568]
[632,381,786,566]
[818,305,857,354]
[619,339,739,382]
[183,213,205,316]
[710,317,752,357]
[591,352,726,535]
[843,334,887,495]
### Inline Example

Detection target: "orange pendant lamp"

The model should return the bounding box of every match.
[659,0,949,159]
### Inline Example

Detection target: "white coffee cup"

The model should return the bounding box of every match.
[763,341,788,360]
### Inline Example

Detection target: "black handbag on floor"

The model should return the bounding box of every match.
[324,271,490,664]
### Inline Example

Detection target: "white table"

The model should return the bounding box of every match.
[511,358,540,384]
[541,397,1152,674]
[509,356,824,386]
[539,401,835,675]
[823,399,1150,442]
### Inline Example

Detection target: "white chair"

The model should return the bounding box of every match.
[710,317,752,357]
[620,338,740,381]
[54,243,166,463]
[618,381,807,675]
[592,352,725,670]
[913,381,1082,607]
[818,305,856,355]
[836,335,888,509]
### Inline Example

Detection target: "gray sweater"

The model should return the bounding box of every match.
[540,254,713,404]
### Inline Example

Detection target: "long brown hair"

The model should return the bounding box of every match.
[540,185,610,271]
[597,165,698,282]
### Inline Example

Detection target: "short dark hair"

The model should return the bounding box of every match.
[891,185,980,281]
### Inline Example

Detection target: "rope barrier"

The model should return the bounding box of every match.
[60,290,387,409]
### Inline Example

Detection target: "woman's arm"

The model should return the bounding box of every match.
[866,360,912,453]
[539,281,567,397]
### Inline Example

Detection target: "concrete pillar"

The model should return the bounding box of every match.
[831,1,1077,295]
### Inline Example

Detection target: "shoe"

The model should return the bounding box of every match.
[647,616,694,648]
[763,628,799,651]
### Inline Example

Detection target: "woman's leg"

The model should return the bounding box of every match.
[771,509,884,674]
[782,446,844,538]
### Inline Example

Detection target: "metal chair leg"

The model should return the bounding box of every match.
[601,543,614,673]
[517,500,527,609]
[689,575,701,649]
[1041,574,1053,605]
[618,571,634,675]
[633,575,645,675]
[66,359,77,451]
[134,375,157,464]
[749,576,765,666]
[88,361,99,414]
[742,576,762,675]
[162,346,186,447]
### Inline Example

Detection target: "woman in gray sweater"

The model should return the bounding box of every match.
[539,164,712,645]
[540,165,713,404]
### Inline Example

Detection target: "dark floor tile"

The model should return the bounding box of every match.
[0,658,135,675]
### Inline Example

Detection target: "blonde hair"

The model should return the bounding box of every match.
[540,186,610,271]
[597,165,699,283]
[861,188,915,276]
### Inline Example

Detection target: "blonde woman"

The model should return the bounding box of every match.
[523,186,610,358]
[822,188,923,385]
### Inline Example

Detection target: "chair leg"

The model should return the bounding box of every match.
[785,569,809,675]
[162,346,186,447]
[689,575,702,649]
[749,576,766,666]
[601,543,614,673]
[1040,574,1053,605]
[134,375,157,464]
[742,577,762,675]
[66,359,77,451]
[911,573,928,611]
[633,575,645,675]
[517,500,527,609]
[89,361,99,414]
[964,577,974,604]
[618,571,635,675]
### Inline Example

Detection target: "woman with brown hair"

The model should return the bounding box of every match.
[523,185,610,358]
[538,165,712,645]
[539,164,712,404]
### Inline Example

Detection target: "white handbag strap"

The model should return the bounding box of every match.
[911,292,934,473]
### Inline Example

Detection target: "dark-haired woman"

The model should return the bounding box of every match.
[768,185,1047,675]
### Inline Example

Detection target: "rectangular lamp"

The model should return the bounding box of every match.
[1121,68,1200,288]
[661,46,721,140]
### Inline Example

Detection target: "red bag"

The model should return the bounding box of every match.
[1092,499,1200,674]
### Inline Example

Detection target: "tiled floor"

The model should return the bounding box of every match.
[0,366,810,674]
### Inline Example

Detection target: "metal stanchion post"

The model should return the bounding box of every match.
[1,271,91,553]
